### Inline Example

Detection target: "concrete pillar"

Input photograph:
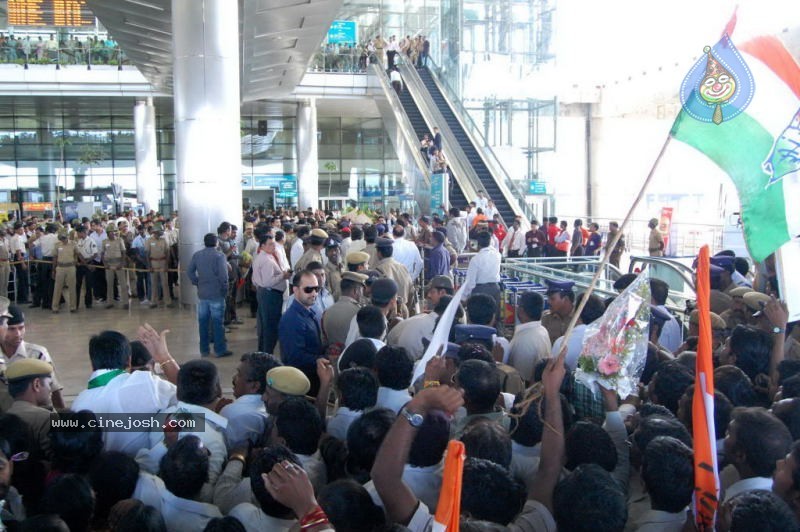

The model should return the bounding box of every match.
[296,99,319,211]
[172,0,242,304]
[134,98,160,215]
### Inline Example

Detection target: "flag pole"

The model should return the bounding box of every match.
[555,133,675,367]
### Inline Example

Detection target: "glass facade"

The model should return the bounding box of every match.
[0,96,404,215]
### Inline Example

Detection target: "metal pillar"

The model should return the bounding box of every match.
[134,97,160,215]
[296,99,319,211]
[172,0,242,305]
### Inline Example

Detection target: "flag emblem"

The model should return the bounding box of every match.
[680,35,755,125]
[763,107,800,187]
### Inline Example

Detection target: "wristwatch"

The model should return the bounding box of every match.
[773,326,785,335]
[400,406,424,428]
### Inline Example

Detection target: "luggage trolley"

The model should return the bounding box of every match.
[501,280,548,327]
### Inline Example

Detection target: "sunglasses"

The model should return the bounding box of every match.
[302,286,321,294]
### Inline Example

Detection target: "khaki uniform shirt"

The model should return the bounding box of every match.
[325,261,343,301]
[376,257,414,312]
[294,248,323,272]
[102,238,126,270]
[719,309,748,330]
[648,228,664,257]
[55,242,78,266]
[0,236,10,261]
[322,296,361,346]
[146,237,170,270]
[7,400,54,460]
[709,289,733,315]
[364,243,379,268]
[541,309,575,345]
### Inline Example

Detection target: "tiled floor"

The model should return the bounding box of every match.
[17,303,259,406]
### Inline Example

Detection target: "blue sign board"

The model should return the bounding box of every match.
[327,20,357,45]
[528,181,547,195]
[430,171,448,215]
[250,174,298,200]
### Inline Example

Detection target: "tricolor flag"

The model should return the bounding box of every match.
[692,245,720,530]
[671,21,800,262]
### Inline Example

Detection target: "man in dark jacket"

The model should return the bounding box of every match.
[186,233,232,358]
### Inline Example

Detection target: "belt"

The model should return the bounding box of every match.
[43,256,53,260]
[57,262,75,267]
[150,257,167,261]
[476,282,499,287]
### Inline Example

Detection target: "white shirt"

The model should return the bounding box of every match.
[71,369,177,456]
[389,312,438,361]
[160,488,222,532]
[723,476,773,502]
[502,227,526,254]
[344,313,387,349]
[275,244,290,271]
[9,234,26,256]
[445,217,467,253]
[376,386,412,415]
[407,499,556,532]
[230,503,295,532]
[551,324,588,370]
[349,239,366,254]
[137,401,229,490]
[220,394,269,448]
[633,509,687,532]
[462,246,502,297]
[657,307,683,353]
[508,321,552,382]
[510,441,541,491]
[365,462,443,513]
[474,196,488,210]
[133,471,166,514]
[39,233,59,256]
[298,451,328,492]
[89,230,107,259]
[393,237,424,280]
[76,237,98,261]
[484,205,497,220]
[290,238,305,268]
[326,406,363,441]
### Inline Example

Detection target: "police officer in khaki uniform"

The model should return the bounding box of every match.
[541,280,576,344]
[0,296,16,411]
[321,271,367,347]
[5,358,56,460]
[647,218,664,257]
[146,223,173,308]
[102,224,129,308]
[720,286,752,330]
[346,251,370,273]
[52,231,78,314]
[324,237,344,301]
[374,237,415,316]
[294,228,327,271]
[0,229,10,299]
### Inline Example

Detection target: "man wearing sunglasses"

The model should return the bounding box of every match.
[278,270,324,395]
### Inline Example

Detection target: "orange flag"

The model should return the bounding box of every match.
[693,245,720,530]
[433,440,466,531]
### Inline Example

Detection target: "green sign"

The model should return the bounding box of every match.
[528,181,547,195]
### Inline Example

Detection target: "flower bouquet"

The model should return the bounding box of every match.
[575,272,651,399]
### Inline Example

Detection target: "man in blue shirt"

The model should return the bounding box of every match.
[187,233,232,358]
[427,230,450,278]
[278,269,323,395]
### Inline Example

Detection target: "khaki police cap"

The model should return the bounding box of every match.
[310,228,328,239]
[743,291,771,313]
[689,310,727,330]
[346,251,370,266]
[0,296,13,318]
[6,358,53,382]
[342,271,369,285]
[266,366,310,396]
[728,287,753,298]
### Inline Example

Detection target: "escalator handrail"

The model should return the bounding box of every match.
[397,63,480,210]
[368,64,434,186]
[424,58,537,222]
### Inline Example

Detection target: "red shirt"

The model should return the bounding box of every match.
[547,224,559,245]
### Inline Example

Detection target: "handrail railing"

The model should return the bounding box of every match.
[0,43,129,68]
[368,63,433,196]
[398,63,480,211]
[425,57,538,223]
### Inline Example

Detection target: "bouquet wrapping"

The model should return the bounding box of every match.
[575,272,650,399]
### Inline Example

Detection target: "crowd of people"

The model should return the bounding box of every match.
[0,33,123,65]
[0,201,798,532]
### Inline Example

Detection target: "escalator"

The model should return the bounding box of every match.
[395,86,468,210]
[414,67,516,223]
